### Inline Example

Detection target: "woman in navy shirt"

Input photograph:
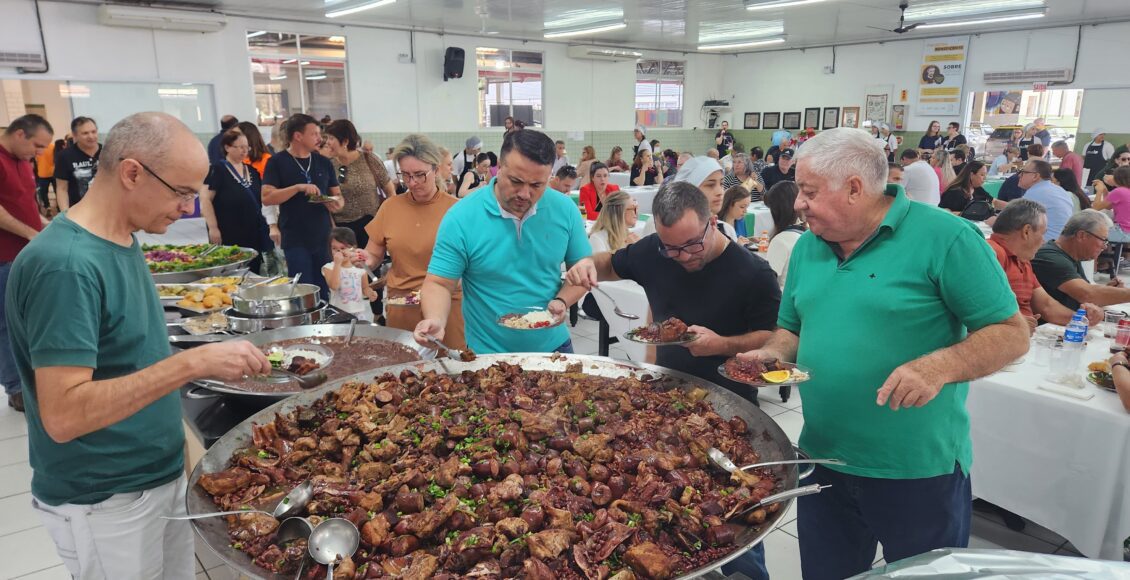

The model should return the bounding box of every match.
[201,129,272,273]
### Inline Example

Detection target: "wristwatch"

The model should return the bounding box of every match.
[1113,361,1130,372]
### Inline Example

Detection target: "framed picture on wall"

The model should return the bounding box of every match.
[743,112,761,129]
[822,107,840,130]
[891,105,906,130]
[842,106,860,128]
[783,112,802,130]
[804,107,820,130]
[865,94,888,124]
[762,112,780,129]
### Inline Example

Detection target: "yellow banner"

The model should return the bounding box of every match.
[921,87,961,96]
[926,54,965,62]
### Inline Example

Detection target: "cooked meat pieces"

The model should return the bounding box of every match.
[657,318,689,343]
[196,362,780,578]
[624,542,678,580]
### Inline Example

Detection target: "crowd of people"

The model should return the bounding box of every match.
[3,106,1130,580]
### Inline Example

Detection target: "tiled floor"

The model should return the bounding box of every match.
[0,317,1090,579]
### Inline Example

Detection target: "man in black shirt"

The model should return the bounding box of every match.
[207,115,238,164]
[54,116,101,211]
[761,148,796,189]
[566,179,779,579]
[950,148,968,177]
[715,120,735,157]
[262,113,344,300]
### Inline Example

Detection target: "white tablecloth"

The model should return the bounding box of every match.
[968,321,1130,560]
[746,202,775,238]
[608,172,631,189]
[622,185,661,214]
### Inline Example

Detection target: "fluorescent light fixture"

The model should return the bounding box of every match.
[328,35,345,42]
[917,9,1045,29]
[906,0,1043,21]
[305,74,327,80]
[283,58,297,64]
[698,36,786,50]
[745,0,825,12]
[269,74,288,80]
[246,30,267,38]
[543,21,627,39]
[699,20,783,44]
[300,61,310,65]
[325,0,396,18]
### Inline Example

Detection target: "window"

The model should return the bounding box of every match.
[635,60,684,128]
[477,48,543,128]
[247,32,348,127]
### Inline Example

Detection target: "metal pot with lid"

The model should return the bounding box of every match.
[231,284,321,318]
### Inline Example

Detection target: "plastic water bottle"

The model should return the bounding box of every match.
[1056,308,1089,385]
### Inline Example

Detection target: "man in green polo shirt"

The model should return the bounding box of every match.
[7,112,270,578]
[416,129,591,354]
[740,128,1029,580]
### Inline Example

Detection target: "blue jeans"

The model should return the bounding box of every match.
[554,338,574,354]
[721,543,769,580]
[283,246,331,303]
[0,262,21,395]
[797,464,971,580]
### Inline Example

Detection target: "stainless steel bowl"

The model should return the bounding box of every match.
[149,247,259,284]
[231,284,321,318]
[187,353,799,580]
[224,304,328,334]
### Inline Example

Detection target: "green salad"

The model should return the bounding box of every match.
[143,244,255,273]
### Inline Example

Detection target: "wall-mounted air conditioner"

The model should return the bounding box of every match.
[983,68,1073,84]
[566,45,642,62]
[0,51,45,70]
[97,5,227,33]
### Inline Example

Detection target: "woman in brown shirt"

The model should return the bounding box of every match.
[324,119,394,247]
[365,134,466,348]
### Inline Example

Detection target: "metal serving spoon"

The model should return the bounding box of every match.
[592,286,639,320]
[425,333,466,361]
[707,447,845,473]
[164,480,314,521]
[308,518,360,580]
[273,367,329,390]
[287,272,303,297]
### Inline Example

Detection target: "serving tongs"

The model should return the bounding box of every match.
[248,274,284,288]
[198,244,221,258]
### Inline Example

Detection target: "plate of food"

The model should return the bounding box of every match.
[386,290,421,307]
[497,309,563,330]
[719,357,812,387]
[156,283,212,304]
[144,244,256,275]
[624,317,698,345]
[175,285,236,313]
[306,193,342,204]
[265,343,334,376]
[178,311,230,335]
[1086,361,1117,392]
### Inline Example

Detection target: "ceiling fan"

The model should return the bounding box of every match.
[869,1,924,34]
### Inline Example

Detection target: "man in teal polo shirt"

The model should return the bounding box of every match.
[741,128,1029,580]
[416,129,591,354]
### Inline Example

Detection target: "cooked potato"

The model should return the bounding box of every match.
[204,286,223,296]
[186,291,205,302]
[221,294,233,305]
[202,295,221,309]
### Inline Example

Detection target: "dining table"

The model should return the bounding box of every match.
[967,313,1130,561]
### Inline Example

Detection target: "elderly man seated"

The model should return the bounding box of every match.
[1032,209,1130,309]
[988,199,1102,332]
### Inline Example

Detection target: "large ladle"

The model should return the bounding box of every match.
[308,518,360,580]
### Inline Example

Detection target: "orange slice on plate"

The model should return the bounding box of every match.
[761,370,792,383]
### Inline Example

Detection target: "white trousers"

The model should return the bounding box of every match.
[31,473,196,580]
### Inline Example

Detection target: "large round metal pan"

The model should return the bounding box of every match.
[187,324,431,399]
[188,353,800,580]
[150,247,259,284]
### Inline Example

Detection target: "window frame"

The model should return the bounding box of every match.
[476,47,545,129]
[246,31,351,126]
[635,59,685,129]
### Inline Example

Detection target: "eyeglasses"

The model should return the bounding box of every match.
[1118,157,1130,163]
[1083,230,1110,245]
[398,169,434,184]
[121,157,199,203]
[658,222,711,258]
[1017,169,1038,176]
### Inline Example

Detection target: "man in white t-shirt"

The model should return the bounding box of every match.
[899,149,940,206]
[551,140,570,176]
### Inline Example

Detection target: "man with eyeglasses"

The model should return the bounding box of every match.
[566,179,780,579]
[6,112,271,578]
[1033,209,1130,310]
[415,129,592,354]
[1017,158,1073,241]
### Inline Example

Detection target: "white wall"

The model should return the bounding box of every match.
[0,0,723,134]
[719,22,1130,133]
